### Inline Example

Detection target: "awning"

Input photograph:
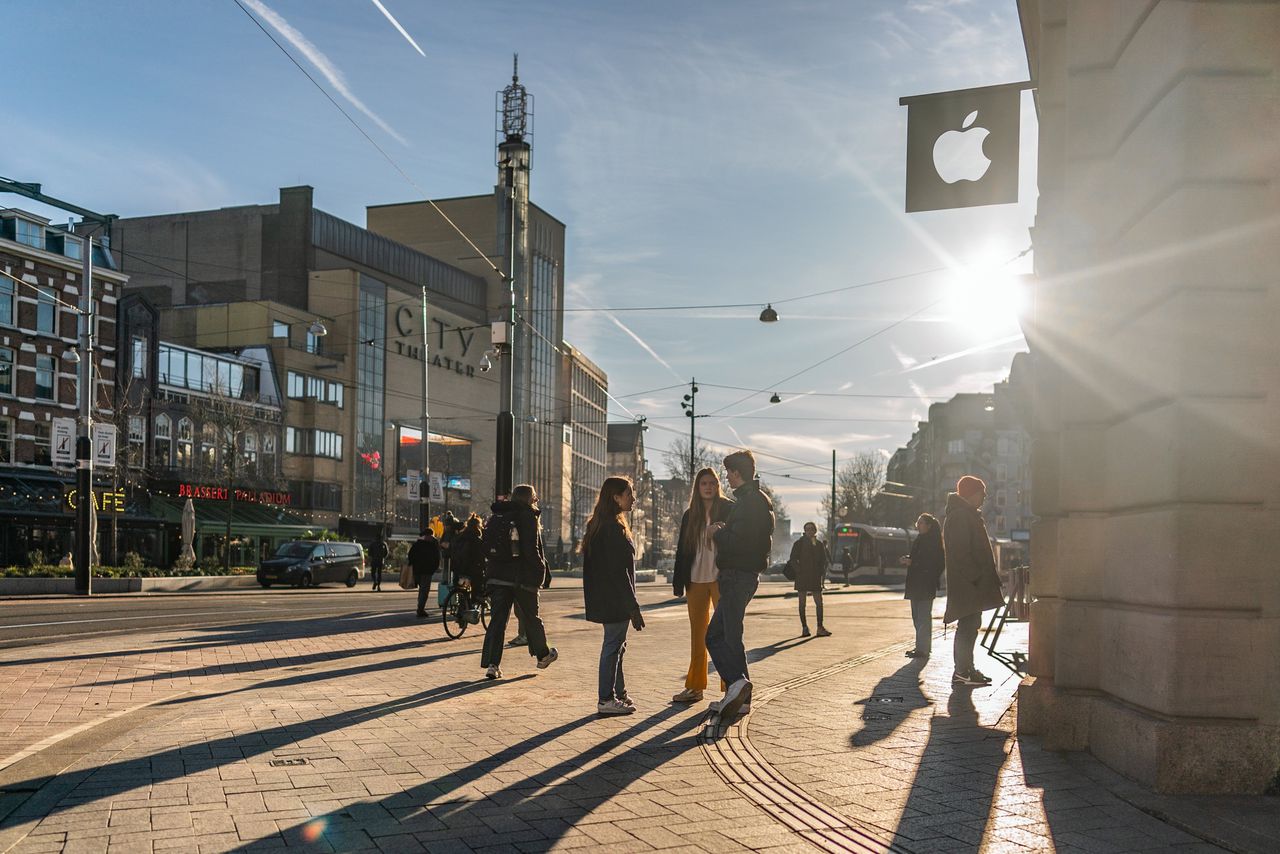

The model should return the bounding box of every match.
[148,496,319,538]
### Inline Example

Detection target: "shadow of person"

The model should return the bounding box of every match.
[849,658,930,748]
[245,705,707,852]
[887,686,1009,852]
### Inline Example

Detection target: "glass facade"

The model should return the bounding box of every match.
[354,276,386,517]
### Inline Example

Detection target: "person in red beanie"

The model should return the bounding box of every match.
[942,475,1005,686]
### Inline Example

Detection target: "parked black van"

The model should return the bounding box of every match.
[258,541,365,588]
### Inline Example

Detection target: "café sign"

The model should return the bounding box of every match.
[64,488,126,513]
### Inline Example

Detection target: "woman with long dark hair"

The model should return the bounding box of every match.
[582,477,644,715]
[901,512,944,658]
[670,467,733,704]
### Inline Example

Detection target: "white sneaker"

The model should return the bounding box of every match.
[617,693,636,708]
[597,699,635,716]
[536,648,559,669]
[717,678,753,721]
[485,665,502,680]
[708,697,751,716]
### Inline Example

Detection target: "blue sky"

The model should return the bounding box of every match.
[7,0,1035,523]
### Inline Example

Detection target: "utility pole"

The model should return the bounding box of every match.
[680,378,698,484]
[830,449,837,549]
[420,284,432,527]
[74,239,95,595]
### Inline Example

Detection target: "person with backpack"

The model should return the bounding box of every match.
[670,467,733,705]
[368,532,390,592]
[408,528,440,618]
[582,477,644,716]
[479,484,558,679]
[705,450,774,722]
[787,522,831,637]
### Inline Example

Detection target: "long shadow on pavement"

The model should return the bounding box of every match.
[0,677,522,831]
[848,658,929,748]
[240,704,705,852]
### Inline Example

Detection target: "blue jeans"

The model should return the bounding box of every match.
[599,621,629,703]
[910,598,933,655]
[705,571,758,687]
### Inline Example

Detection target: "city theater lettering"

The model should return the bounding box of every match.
[393,306,479,378]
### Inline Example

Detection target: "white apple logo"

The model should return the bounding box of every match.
[932,110,992,184]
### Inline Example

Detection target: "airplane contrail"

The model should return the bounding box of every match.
[369,0,426,57]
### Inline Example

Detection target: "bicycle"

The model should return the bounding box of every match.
[442,580,490,639]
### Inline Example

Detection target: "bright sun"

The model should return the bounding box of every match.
[945,248,1028,335]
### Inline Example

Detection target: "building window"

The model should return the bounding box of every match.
[285,427,342,460]
[996,463,1007,482]
[15,218,43,249]
[328,381,343,408]
[243,432,257,468]
[176,417,193,468]
[0,348,12,396]
[287,371,304,399]
[0,417,11,464]
[128,416,145,468]
[0,278,13,327]
[261,433,276,475]
[305,329,322,355]
[61,235,82,261]
[32,422,51,466]
[200,425,217,469]
[35,355,55,401]
[947,439,964,455]
[995,515,1007,533]
[131,336,147,379]
[996,490,1007,508]
[36,287,58,335]
[272,320,289,339]
[154,414,172,468]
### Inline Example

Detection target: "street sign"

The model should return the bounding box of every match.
[52,418,76,466]
[407,469,421,501]
[91,423,117,467]
[428,472,445,503]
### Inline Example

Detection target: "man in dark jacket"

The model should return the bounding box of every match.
[943,476,1005,686]
[705,450,774,721]
[900,513,944,658]
[408,528,440,618]
[368,533,390,592]
[480,485,557,679]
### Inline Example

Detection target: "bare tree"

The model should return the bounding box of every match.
[662,436,718,481]
[95,370,151,565]
[821,452,887,531]
[757,479,788,520]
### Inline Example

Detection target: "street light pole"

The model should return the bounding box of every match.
[420,285,431,530]
[74,238,95,595]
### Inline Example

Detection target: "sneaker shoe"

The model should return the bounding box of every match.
[906,650,930,659]
[507,635,527,647]
[671,688,703,704]
[617,693,636,708]
[708,698,751,716]
[536,648,559,669]
[816,627,832,637]
[485,665,502,680]
[597,699,634,716]
[952,671,986,686]
[800,626,811,637]
[970,669,993,684]
[717,678,753,721]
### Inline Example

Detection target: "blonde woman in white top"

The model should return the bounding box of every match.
[670,468,734,703]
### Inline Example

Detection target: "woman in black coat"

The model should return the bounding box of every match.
[582,477,644,716]
[788,522,831,637]
[900,513,944,658]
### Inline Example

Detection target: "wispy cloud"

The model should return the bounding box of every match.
[899,334,1025,373]
[369,0,425,57]
[240,0,408,145]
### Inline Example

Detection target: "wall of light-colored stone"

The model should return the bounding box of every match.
[1017,0,1280,794]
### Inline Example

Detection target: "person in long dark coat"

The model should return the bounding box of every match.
[582,477,644,716]
[900,513,944,658]
[787,522,831,637]
[943,476,1006,686]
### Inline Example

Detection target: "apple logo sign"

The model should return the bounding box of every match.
[932,110,992,184]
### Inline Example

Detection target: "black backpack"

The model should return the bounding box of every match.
[482,512,518,563]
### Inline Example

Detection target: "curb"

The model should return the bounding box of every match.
[0,576,260,595]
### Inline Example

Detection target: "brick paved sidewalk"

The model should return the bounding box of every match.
[0,586,1267,853]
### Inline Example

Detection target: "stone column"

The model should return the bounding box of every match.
[1016,0,1280,794]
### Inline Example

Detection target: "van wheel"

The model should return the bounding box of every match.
[299,572,313,588]
[345,570,358,588]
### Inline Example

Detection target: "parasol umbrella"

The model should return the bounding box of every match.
[180,498,197,568]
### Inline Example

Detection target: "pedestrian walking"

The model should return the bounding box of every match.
[788,522,831,637]
[480,485,557,680]
[705,450,774,722]
[900,513,943,658]
[670,467,733,704]
[368,532,390,591]
[582,477,645,716]
[439,510,460,588]
[943,476,1005,686]
[840,547,854,583]
[408,528,440,618]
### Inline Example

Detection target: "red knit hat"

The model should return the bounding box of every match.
[957,475,986,498]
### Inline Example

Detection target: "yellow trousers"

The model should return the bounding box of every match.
[684,581,726,692]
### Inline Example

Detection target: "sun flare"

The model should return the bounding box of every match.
[945,248,1028,335]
